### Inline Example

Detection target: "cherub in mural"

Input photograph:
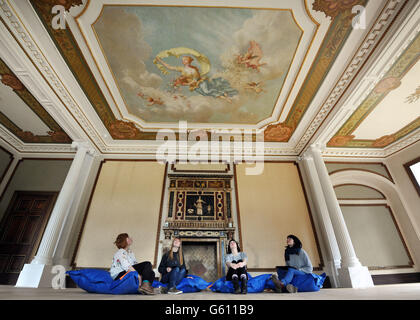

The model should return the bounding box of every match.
[146,97,164,106]
[236,40,266,72]
[243,81,266,94]
[154,47,238,103]
[137,91,164,106]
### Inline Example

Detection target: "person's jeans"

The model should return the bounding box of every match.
[278,268,306,286]
[161,267,187,288]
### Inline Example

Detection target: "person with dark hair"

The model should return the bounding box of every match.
[271,234,313,294]
[158,237,187,295]
[225,239,248,294]
[110,233,156,295]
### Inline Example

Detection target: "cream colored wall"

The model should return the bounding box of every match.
[235,162,321,269]
[74,161,166,268]
[326,162,391,180]
[341,205,411,268]
[334,184,384,199]
[386,140,420,238]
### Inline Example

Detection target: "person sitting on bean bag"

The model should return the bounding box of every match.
[158,237,187,295]
[270,234,313,293]
[110,233,155,295]
[225,239,248,294]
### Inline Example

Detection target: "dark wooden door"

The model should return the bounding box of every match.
[0,191,57,285]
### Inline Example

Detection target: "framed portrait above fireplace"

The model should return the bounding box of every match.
[167,175,232,223]
[185,193,215,219]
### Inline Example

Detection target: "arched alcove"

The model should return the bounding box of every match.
[330,170,419,271]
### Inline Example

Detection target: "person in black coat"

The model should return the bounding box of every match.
[158,237,187,294]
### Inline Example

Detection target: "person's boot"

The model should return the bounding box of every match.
[286,283,298,294]
[232,277,241,294]
[138,281,155,295]
[241,277,248,294]
[270,273,285,293]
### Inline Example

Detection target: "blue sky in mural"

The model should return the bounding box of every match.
[131,6,253,77]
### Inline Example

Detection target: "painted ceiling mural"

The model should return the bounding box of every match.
[30,0,368,143]
[93,6,302,125]
[328,32,420,149]
[0,58,72,144]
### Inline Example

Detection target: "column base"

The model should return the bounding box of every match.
[15,264,54,288]
[324,260,340,288]
[338,265,374,288]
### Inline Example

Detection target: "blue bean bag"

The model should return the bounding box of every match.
[152,275,212,293]
[210,272,326,293]
[210,273,266,293]
[67,269,140,294]
[269,270,327,292]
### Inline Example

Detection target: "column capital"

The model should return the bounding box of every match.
[300,150,313,161]
[71,141,96,156]
[308,143,326,154]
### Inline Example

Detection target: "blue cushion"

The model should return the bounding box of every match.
[152,275,211,293]
[67,269,139,294]
[210,272,327,293]
[267,270,327,292]
[210,273,274,293]
[67,269,326,294]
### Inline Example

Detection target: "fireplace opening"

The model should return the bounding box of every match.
[182,241,219,282]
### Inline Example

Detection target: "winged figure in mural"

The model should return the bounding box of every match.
[154,47,238,103]
[137,91,164,106]
[243,81,266,94]
[237,40,267,72]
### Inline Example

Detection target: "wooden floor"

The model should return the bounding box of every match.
[1,283,420,300]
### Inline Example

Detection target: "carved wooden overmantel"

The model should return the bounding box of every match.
[163,174,235,240]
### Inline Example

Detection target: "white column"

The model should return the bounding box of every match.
[307,144,373,288]
[52,150,102,268]
[15,142,94,288]
[0,155,22,196]
[299,155,341,287]
[32,142,91,265]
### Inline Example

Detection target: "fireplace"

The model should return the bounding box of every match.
[162,174,235,280]
[183,240,219,282]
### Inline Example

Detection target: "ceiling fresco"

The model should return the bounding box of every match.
[29,0,367,142]
[93,6,302,125]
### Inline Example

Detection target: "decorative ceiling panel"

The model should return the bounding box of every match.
[29,0,367,143]
[328,31,420,149]
[93,6,302,125]
[0,58,72,144]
